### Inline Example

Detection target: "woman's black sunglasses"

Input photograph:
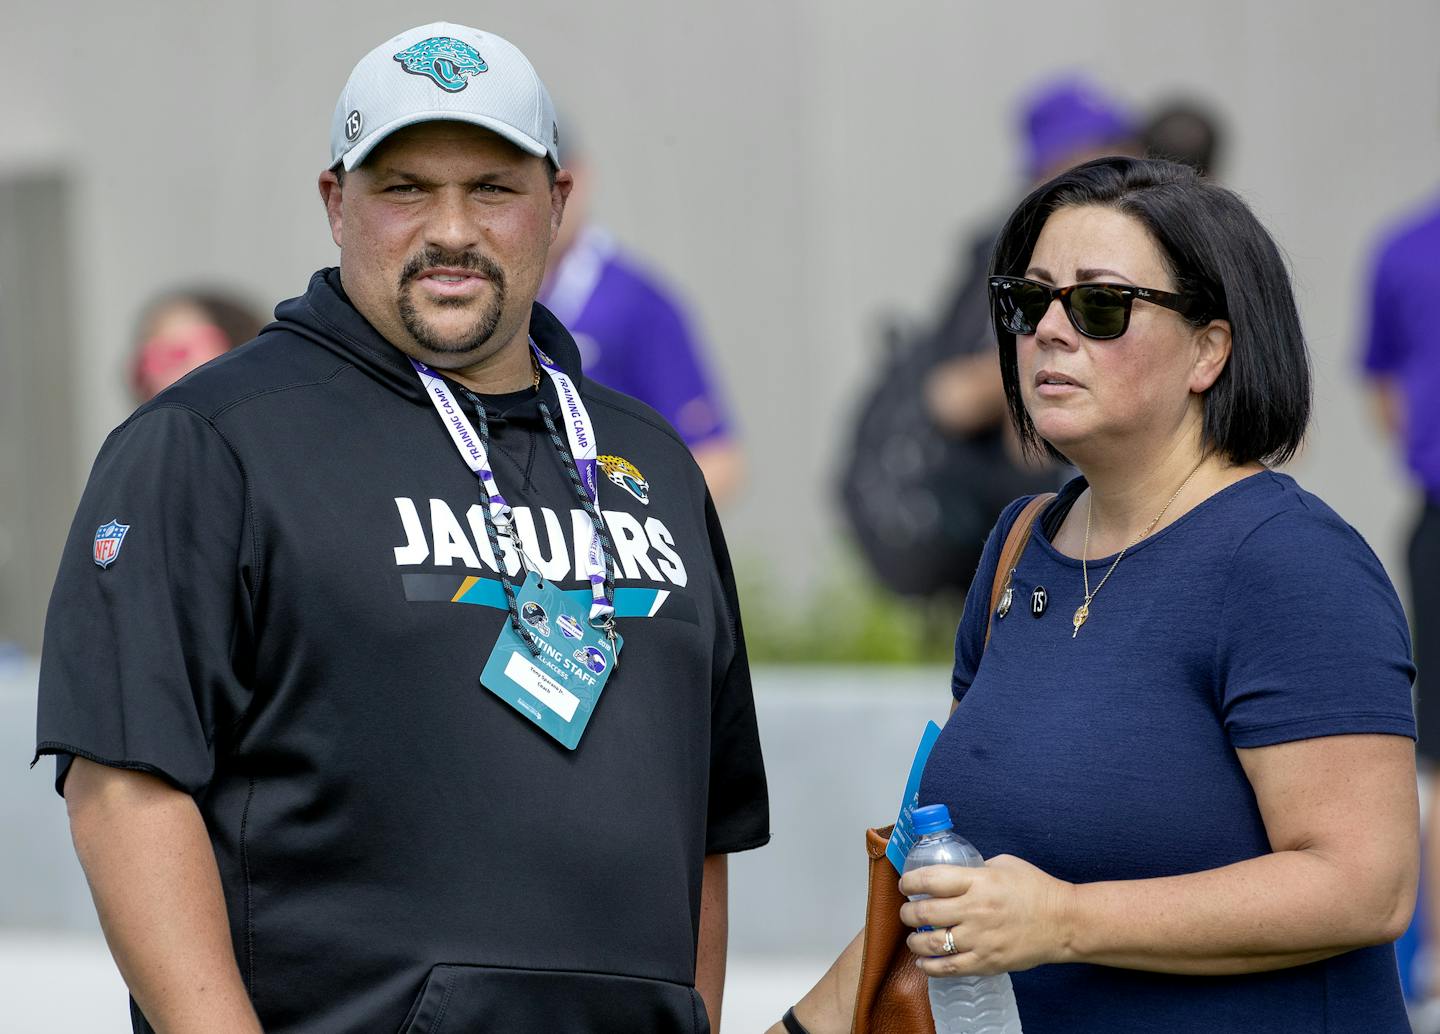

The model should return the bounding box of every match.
[988,275,1210,341]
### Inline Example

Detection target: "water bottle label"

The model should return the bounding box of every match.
[885,720,943,872]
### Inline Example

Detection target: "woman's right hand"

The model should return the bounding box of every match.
[899,855,1076,976]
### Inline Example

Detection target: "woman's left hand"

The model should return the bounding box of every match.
[899,856,1076,976]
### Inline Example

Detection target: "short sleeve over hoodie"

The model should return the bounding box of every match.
[36,268,769,1034]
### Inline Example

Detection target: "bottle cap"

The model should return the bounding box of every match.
[911,804,953,835]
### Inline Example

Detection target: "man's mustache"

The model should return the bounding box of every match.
[399,248,507,289]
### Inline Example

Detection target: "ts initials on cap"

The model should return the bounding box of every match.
[344,110,363,142]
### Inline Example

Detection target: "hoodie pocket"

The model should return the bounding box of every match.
[397,963,709,1034]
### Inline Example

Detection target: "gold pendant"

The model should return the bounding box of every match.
[1072,601,1090,638]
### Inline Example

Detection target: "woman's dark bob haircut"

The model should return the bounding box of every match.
[990,155,1310,466]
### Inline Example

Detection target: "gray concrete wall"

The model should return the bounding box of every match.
[0,663,96,929]
[2,0,1437,615]
[2,663,950,957]
[0,176,80,655]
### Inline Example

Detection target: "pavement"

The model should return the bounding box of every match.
[0,931,128,1031]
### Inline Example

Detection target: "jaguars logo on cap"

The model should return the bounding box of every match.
[598,455,649,506]
[393,37,488,93]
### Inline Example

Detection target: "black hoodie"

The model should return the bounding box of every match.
[36,269,769,1034]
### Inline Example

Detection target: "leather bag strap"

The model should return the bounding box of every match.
[852,491,1057,1034]
[984,493,1055,649]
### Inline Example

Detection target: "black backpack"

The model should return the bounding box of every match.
[838,230,1054,598]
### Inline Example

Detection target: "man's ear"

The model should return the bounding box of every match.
[1190,318,1232,394]
[318,169,344,248]
[549,167,574,243]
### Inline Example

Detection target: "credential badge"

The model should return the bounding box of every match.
[93,520,130,569]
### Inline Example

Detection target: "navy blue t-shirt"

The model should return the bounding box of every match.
[918,471,1416,1033]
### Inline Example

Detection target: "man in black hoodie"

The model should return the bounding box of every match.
[36,22,768,1034]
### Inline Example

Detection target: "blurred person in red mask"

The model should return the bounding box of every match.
[129,290,265,402]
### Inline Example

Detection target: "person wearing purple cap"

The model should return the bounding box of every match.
[1021,75,1142,183]
[1361,190,1440,1003]
[925,75,1142,449]
[843,76,1138,601]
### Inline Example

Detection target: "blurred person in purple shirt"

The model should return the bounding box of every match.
[540,135,743,504]
[1362,193,1440,1002]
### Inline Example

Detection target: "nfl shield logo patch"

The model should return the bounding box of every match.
[93,520,130,569]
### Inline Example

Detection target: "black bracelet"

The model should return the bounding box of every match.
[781,1006,812,1034]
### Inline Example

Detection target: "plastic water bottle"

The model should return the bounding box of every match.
[903,804,1023,1034]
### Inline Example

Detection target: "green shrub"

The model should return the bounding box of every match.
[735,548,962,664]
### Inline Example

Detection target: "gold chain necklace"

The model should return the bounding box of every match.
[1072,458,1206,638]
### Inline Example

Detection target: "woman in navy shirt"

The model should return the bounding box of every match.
[777,157,1418,1033]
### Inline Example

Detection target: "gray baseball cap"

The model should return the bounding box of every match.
[329,22,560,172]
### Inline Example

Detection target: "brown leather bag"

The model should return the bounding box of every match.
[850,493,1054,1034]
